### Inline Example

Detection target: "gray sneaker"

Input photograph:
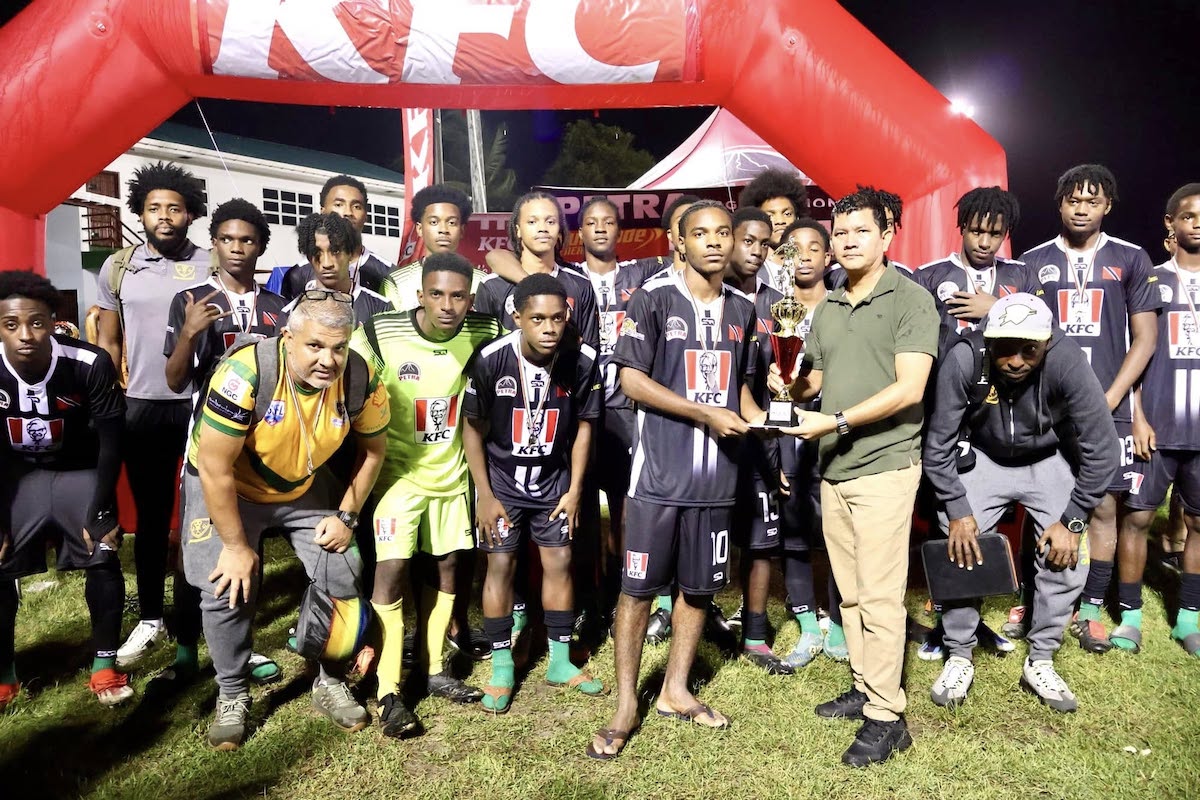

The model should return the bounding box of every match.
[208,692,251,750]
[312,678,369,731]
[1021,658,1077,713]
[930,656,975,708]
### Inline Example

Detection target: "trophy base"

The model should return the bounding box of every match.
[764,399,796,427]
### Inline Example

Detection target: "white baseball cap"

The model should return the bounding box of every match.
[983,293,1053,341]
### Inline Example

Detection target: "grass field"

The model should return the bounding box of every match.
[1,532,1198,800]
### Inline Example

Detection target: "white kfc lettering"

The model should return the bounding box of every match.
[213,0,388,83]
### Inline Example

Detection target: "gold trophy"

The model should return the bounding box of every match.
[766,241,808,426]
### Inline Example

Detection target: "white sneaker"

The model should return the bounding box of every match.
[116,620,166,667]
[1022,658,1077,712]
[930,655,974,707]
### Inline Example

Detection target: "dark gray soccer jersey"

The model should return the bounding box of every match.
[574,259,652,409]
[1139,262,1200,450]
[279,251,392,301]
[914,253,1039,340]
[0,335,123,470]
[164,277,289,407]
[1022,234,1161,422]
[473,267,600,352]
[613,272,758,506]
[463,331,600,508]
[282,283,393,326]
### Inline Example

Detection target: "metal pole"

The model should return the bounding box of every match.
[466,109,488,213]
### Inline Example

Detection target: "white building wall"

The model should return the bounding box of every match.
[67,137,406,279]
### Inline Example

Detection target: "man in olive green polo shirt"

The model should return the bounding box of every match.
[777,188,938,767]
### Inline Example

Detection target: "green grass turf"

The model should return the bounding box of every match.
[2,519,1198,800]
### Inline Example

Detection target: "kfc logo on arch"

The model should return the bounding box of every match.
[204,0,694,85]
[684,349,730,406]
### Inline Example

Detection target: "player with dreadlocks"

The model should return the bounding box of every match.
[914,186,1039,354]
[95,161,215,668]
[1018,164,1161,655]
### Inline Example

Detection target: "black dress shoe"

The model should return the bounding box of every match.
[841,717,912,767]
[815,687,867,719]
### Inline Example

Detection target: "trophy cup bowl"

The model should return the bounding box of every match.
[765,242,807,427]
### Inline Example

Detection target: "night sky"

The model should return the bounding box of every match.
[5,1,1198,259]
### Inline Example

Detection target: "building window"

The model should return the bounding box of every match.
[262,187,314,227]
[86,171,120,198]
[363,203,402,238]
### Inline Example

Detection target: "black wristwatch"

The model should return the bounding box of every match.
[835,412,851,436]
[1064,517,1087,534]
[336,510,360,529]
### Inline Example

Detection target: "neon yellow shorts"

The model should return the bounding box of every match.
[372,485,474,560]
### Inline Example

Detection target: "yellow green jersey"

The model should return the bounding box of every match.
[379,260,486,310]
[351,309,500,496]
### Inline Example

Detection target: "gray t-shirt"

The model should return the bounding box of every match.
[95,242,212,401]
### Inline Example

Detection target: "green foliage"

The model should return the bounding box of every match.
[541,120,656,189]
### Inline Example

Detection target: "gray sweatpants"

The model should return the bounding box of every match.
[936,449,1088,663]
[180,470,362,695]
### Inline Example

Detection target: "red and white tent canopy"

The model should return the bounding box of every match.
[628,108,811,190]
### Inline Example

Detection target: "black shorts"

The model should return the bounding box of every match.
[1125,449,1200,514]
[734,476,784,552]
[622,498,731,597]
[0,467,120,578]
[477,504,571,554]
[1109,419,1139,494]
[779,470,822,553]
[597,405,636,498]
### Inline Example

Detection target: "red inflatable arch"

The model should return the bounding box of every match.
[0,0,1006,273]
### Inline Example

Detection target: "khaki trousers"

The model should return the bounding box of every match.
[820,462,921,722]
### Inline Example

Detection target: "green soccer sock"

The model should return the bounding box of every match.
[657,594,674,614]
[1173,609,1199,640]
[171,643,200,673]
[489,647,515,689]
[796,611,821,636]
[825,621,846,649]
[545,639,582,684]
[1111,609,1143,651]
[1077,602,1102,623]
[512,609,528,637]
[91,655,116,674]
[0,661,16,685]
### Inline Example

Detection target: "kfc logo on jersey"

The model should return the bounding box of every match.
[414,396,459,444]
[1057,289,1104,336]
[6,416,64,453]
[599,310,626,354]
[511,408,560,456]
[665,316,688,341]
[1167,312,1200,359]
[626,550,649,580]
[684,349,732,406]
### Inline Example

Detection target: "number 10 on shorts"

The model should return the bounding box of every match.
[710,529,729,566]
